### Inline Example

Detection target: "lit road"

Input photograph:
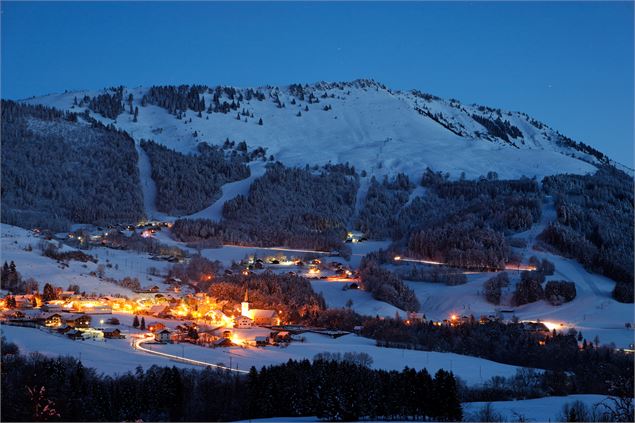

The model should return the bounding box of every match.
[222,244,331,254]
[132,334,249,374]
[393,256,536,272]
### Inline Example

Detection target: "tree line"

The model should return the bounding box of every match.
[1,340,462,422]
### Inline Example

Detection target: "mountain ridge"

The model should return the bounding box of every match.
[20,79,630,180]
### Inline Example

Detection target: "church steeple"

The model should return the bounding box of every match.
[241,285,250,317]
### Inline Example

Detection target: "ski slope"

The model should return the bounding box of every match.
[23,80,604,182]
[184,160,267,221]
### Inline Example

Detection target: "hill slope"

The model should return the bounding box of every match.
[22,79,616,181]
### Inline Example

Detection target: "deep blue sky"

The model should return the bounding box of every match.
[2,1,633,166]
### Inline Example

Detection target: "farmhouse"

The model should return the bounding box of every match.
[234,315,253,329]
[64,314,92,328]
[102,328,124,339]
[147,322,166,332]
[154,329,172,343]
[250,309,279,326]
[38,313,63,327]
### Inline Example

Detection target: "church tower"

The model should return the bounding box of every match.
[241,286,250,317]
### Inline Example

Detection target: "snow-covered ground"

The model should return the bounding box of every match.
[1,324,197,376]
[404,253,634,348]
[309,280,405,318]
[134,140,175,221]
[238,395,615,423]
[185,160,267,221]
[463,394,613,422]
[23,82,603,182]
[0,224,172,296]
[152,331,528,385]
[3,318,531,384]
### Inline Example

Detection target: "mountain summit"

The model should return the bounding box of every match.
[23,79,619,180]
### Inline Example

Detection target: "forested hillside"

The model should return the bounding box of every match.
[540,167,634,302]
[1,100,144,231]
[356,170,541,270]
[172,162,358,252]
[140,140,250,215]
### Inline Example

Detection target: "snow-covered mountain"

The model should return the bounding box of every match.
[22,79,623,180]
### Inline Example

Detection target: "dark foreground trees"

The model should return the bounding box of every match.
[1,340,462,422]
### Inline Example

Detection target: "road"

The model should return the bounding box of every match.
[222,244,331,255]
[132,334,249,374]
[394,256,536,272]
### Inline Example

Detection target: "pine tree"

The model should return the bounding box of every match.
[133,107,139,122]
[258,118,263,126]
[133,315,140,328]
[42,283,57,302]
[140,317,146,330]
[6,295,16,308]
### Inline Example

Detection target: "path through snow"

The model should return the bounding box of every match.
[184,161,267,221]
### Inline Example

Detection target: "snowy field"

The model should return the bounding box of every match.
[235,395,615,422]
[1,325,197,376]
[309,280,406,318]
[1,224,171,296]
[462,395,613,422]
[404,257,634,348]
[152,332,529,385]
[2,322,531,385]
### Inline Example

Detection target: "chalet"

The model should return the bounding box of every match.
[271,331,290,343]
[14,295,35,309]
[521,322,550,333]
[407,312,426,323]
[81,304,112,314]
[55,324,72,334]
[213,337,233,348]
[64,314,92,328]
[2,310,25,319]
[149,305,170,318]
[234,315,253,329]
[67,329,83,340]
[38,313,63,327]
[255,336,269,347]
[197,331,217,344]
[102,328,124,339]
[222,330,232,339]
[147,322,166,333]
[251,309,279,326]
[41,301,64,312]
[154,329,172,343]
[81,328,104,341]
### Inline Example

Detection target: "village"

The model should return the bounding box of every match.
[0,221,581,364]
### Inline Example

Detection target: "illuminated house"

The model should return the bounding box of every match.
[64,314,92,328]
[234,315,253,329]
[240,287,279,326]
